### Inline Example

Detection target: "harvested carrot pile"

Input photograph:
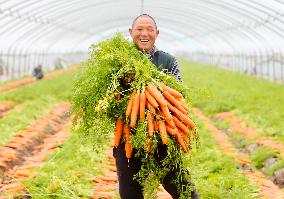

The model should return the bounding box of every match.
[72,33,199,196]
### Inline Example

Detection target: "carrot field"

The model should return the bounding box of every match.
[0,60,283,198]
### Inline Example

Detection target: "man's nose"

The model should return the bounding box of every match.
[141,29,148,35]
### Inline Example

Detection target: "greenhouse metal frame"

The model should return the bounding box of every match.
[0,0,284,83]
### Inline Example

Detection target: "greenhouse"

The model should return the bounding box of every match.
[0,0,284,198]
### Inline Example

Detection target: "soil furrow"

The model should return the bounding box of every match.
[0,103,70,174]
[216,112,284,157]
[0,120,72,198]
[0,66,76,93]
[193,108,284,199]
[0,101,15,118]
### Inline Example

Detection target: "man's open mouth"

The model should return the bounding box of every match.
[140,39,149,44]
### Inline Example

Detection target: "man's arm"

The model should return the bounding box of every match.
[171,58,182,82]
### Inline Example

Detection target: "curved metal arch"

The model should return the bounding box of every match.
[147,6,267,48]
[1,0,140,53]
[0,0,93,37]
[8,0,262,42]
[57,0,278,53]
[30,0,138,37]
[160,6,269,53]
[0,1,93,54]
[0,0,136,52]
[36,0,254,36]
[1,0,282,54]
[0,0,278,47]
[5,9,256,56]
[33,0,266,52]
[20,0,130,31]
[219,0,282,54]
[61,16,237,54]
[236,0,284,52]
[186,0,281,57]
[199,0,284,38]
[3,0,284,36]
[172,0,283,40]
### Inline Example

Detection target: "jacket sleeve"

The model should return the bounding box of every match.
[169,58,182,82]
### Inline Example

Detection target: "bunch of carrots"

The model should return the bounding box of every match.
[113,82,196,159]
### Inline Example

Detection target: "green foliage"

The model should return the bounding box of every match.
[214,119,231,132]
[72,33,188,123]
[0,71,75,104]
[179,60,284,141]
[23,116,113,198]
[250,147,277,169]
[71,33,196,196]
[0,72,75,146]
[189,118,259,199]
[0,97,57,146]
[229,132,253,149]
[266,159,284,176]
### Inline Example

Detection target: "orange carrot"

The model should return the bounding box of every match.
[173,116,191,136]
[163,91,188,114]
[145,139,151,152]
[177,98,189,111]
[180,114,196,129]
[124,124,131,140]
[126,92,135,117]
[181,131,191,147]
[146,101,156,114]
[158,110,175,128]
[139,91,146,121]
[125,142,132,159]
[166,100,196,129]
[130,91,140,128]
[159,82,183,99]
[124,124,132,158]
[173,111,196,129]
[166,100,180,116]
[165,124,178,136]
[160,105,173,121]
[146,84,167,107]
[175,132,188,153]
[147,113,155,137]
[154,119,159,131]
[114,118,124,147]
[145,90,159,108]
[157,120,168,144]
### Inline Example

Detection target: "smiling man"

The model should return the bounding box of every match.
[129,14,159,53]
[129,14,182,82]
[113,14,199,199]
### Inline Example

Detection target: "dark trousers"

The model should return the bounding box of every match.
[113,142,199,199]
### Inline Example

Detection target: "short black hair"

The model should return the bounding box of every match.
[132,14,157,29]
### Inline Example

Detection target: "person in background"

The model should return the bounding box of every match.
[32,64,44,80]
[113,14,199,199]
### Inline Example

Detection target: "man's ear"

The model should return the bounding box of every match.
[129,28,132,35]
[156,29,160,37]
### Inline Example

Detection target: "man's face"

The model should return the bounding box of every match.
[129,16,159,53]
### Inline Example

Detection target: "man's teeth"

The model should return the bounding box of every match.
[141,40,149,42]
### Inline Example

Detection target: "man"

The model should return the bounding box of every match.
[114,14,199,199]
[32,64,44,80]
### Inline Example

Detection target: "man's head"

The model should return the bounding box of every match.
[129,14,159,53]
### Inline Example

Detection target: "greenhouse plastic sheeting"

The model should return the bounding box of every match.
[0,0,284,82]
